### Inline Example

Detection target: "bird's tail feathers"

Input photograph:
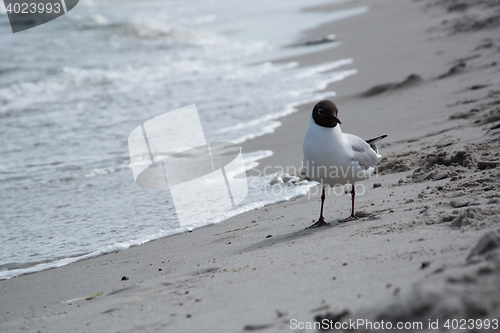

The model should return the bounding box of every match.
[366,134,387,155]
[365,134,387,144]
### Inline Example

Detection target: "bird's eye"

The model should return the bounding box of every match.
[318,109,323,115]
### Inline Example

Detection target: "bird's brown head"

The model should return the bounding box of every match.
[312,100,341,128]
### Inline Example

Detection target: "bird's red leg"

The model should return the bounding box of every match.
[342,184,358,222]
[307,186,330,228]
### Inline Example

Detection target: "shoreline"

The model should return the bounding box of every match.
[2,0,500,331]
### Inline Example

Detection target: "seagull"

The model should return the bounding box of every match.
[302,100,387,228]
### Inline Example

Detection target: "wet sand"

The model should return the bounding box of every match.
[2,0,500,332]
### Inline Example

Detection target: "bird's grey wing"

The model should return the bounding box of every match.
[344,134,379,170]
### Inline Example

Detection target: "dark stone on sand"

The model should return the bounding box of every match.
[421,261,431,269]
[373,183,382,188]
[121,276,129,281]
[266,235,273,238]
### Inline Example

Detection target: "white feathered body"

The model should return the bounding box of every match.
[302,117,381,186]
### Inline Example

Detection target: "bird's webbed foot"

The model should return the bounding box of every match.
[306,216,330,229]
[340,214,358,223]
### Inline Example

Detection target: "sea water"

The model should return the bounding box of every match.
[0,0,367,279]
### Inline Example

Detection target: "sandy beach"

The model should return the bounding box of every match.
[2,0,500,332]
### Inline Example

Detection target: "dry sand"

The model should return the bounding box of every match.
[2,0,500,332]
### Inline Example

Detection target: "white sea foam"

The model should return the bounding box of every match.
[243,150,274,170]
